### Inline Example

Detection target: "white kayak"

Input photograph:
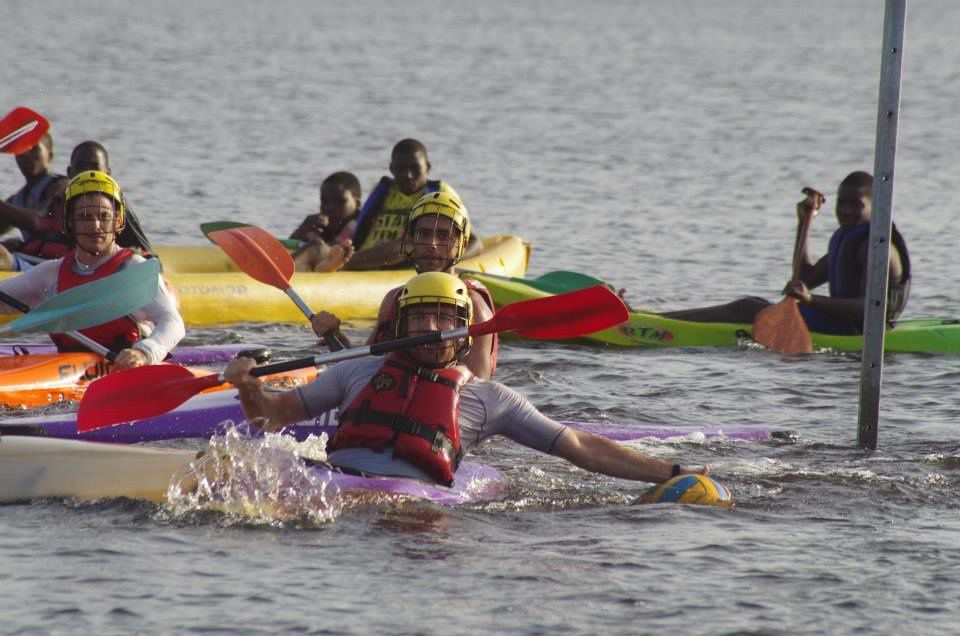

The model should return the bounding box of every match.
[0,435,196,503]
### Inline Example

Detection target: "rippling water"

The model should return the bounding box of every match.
[4,1,960,634]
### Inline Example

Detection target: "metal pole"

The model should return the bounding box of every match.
[857,0,907,449]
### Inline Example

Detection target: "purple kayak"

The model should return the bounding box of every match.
[0,342,263,365]
[0,387,796,444]
[312,460,503,506]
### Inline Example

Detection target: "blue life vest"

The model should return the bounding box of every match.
[805,222,911,333]
[6,173,64,210]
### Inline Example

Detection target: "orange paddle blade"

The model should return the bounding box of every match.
[0,107,50,154]
[207,226,294,289]
[752,298,813,354]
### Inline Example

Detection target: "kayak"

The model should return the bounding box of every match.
[0,435,196,502]
[465,272,960,354]
[0,357,316,410]
[0,343,272,410]
[0,236,529,327]
[0,384,795,444]
[152,235,530,326]
[0,342,261,364]
[0,434,503,506]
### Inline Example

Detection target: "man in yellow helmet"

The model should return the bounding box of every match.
[225,271,706,487]
[311,190,498,379]
[0,170,184,370]
[0,140,154,270]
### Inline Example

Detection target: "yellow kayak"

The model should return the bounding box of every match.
[0,235,530,327]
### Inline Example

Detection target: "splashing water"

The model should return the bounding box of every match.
[164,426,343,526]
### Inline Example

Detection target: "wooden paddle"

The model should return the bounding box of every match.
[77,284,630,432]
[0,259,160,336]
[0,107,50,155]
[205,225,345,350]
[751,187,824,354]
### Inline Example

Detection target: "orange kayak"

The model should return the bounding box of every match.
[0,352,318,410]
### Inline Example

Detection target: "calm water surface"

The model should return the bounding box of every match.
[3,1,960,634]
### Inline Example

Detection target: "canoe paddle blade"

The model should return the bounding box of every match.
[472,285,628,339]
[752,299,813,354]
[0,259,160,335]
[0,107,50,155]
[207,226,294,289]
[77,365,223,432]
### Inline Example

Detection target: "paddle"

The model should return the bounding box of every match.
[0,258,160,336]
[751,187,823,354]
[200,221,301,250]
[0,107,50,155]
[459,268,615,295]
[0,289,117,360]
[204,225,345,350]
[77,284,629,431]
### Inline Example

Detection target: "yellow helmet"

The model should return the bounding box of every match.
[63,170,125,234]
[396,272,473,360]
[404,191,471,262]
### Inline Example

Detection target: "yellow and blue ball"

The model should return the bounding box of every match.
[641,474,733,507]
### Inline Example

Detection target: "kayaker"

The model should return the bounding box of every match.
[660,172,911,334]
[342,138,482,270]
[288,171,358,272]
[0,140,154,270]
[0,170,185,370]
[223,271,707,487]
[0,133,68,269]
[310,191,498,379]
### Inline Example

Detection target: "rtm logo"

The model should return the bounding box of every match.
[619,324,674,343]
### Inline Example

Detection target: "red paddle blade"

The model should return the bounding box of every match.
[77,365,223,432]
[472,285,629,340]
[0,107,50,154]
[207,226,294,290]
[752,298,813,354]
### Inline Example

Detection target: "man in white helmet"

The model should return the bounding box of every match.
[225,272,706,487]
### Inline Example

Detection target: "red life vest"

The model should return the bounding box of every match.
[328,354,472,485]
[49,249,142,353]
[372,279,499,375]
[464,279,498,374]
[19,206,70,259]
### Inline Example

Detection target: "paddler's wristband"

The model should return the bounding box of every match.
[671,464,682,477]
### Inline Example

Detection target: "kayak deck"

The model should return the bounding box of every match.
[0,357,317,411]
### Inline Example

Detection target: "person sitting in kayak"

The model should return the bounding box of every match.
[0,170,184,370]
[659,171,910,335]
[0,133,68,270]
[342,138,482,270]
[288,171,358,272]
[224,271,707,487]
[310,191,498,379]
[0,140,154,270]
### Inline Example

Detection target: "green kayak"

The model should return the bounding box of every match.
[464,272,960,354]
